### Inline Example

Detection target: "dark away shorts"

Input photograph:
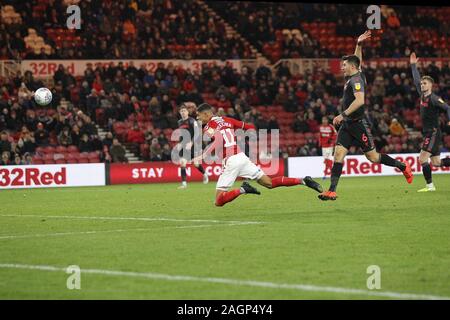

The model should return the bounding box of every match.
[336,119,375,153]
[421,128,442,156]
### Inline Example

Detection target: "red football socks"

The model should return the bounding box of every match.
[271,176,302,188]
[324,159,333,176]
[215,189,242,206]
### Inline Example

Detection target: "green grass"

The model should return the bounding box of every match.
[0,175,449,299]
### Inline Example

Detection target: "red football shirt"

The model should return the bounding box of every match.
[203,116,255,160]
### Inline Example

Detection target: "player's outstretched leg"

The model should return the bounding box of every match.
[419,151,434,192]
[318,161,342,201]
[194,162,209,184]
[365,150,413,184]
[178,159,188,189]
[319,145,348,201]
[215,182,260,207]
[419,155,450,192]
[257,175,323,193]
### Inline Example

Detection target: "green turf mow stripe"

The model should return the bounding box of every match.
[0,223,262,241]
[0,263,448,300]
[0,214,263,225]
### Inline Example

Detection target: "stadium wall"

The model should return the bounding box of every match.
[0,163,105,190]
[1,153,449,189]
[288,153,450,179]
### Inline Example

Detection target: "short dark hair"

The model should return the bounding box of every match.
[197,103,213,112]
[179,103,188,111]
[342,55,361,69]
[421,75,435,84]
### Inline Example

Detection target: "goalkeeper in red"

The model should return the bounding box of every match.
[410,52,450,192]
[194,103,323,207]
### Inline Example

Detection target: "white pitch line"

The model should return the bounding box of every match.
[0,263,448,300]
[0,222,259,241]
[0,214,263,225]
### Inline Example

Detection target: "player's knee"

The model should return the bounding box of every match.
[419,155,430,164]
[258,177,272,189]
[431,159,441,167]
[366,152,379,163]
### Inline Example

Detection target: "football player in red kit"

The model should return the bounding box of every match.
[193,103,323,207]
[319,116,337,179]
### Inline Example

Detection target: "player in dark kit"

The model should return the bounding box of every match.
[176,103,209,189]
[318,31,413,201]
[410,53,450,192]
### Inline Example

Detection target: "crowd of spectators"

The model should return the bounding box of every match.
[209,2,450,60]
[1,1,449,62]
[1,0,254,60]
[0,70,130,165]
[1,1,450,164]
[2,57,449,165]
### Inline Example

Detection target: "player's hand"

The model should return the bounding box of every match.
[333,114,344,126]
[410,52,419,64]
[357,30,371,45]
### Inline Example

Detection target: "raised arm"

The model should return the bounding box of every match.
[432,95,450,124]
[354,30,371,70]
[410,52,422,95]
[226,117,256,130]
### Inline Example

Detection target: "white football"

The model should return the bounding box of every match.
[34,87,53,106]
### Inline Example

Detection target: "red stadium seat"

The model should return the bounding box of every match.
[55,146,67,153]
[78,152,89,160]
[67,145,79,153]
[43,153,54,161]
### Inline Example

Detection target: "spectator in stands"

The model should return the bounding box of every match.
[274,87,289,105]
[57,126,72,146]
[161,143,172,161]
[267,115,280,133]
[1,151,11,166]
[389,118,406,136]
[13,153,23,165]
[166,111,179,129]
[22,152,33,165]
[34,122,49,145]
[80,116,97,137]
[0,131,11,153]
[255,115,268,130]
[79,133,92,153]
[103,132,114,150]
[91,134,103,152]
[71,124,81,146]
[387,12,400,29]
[149,138,163,161]
[110,138,127,163]
[306,112,319,133]
[127,123,145,145]
[16,132,36,154]
[255,62,272,81]
[292,114,309,133]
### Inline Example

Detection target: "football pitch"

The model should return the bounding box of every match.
[0,175,449,300]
